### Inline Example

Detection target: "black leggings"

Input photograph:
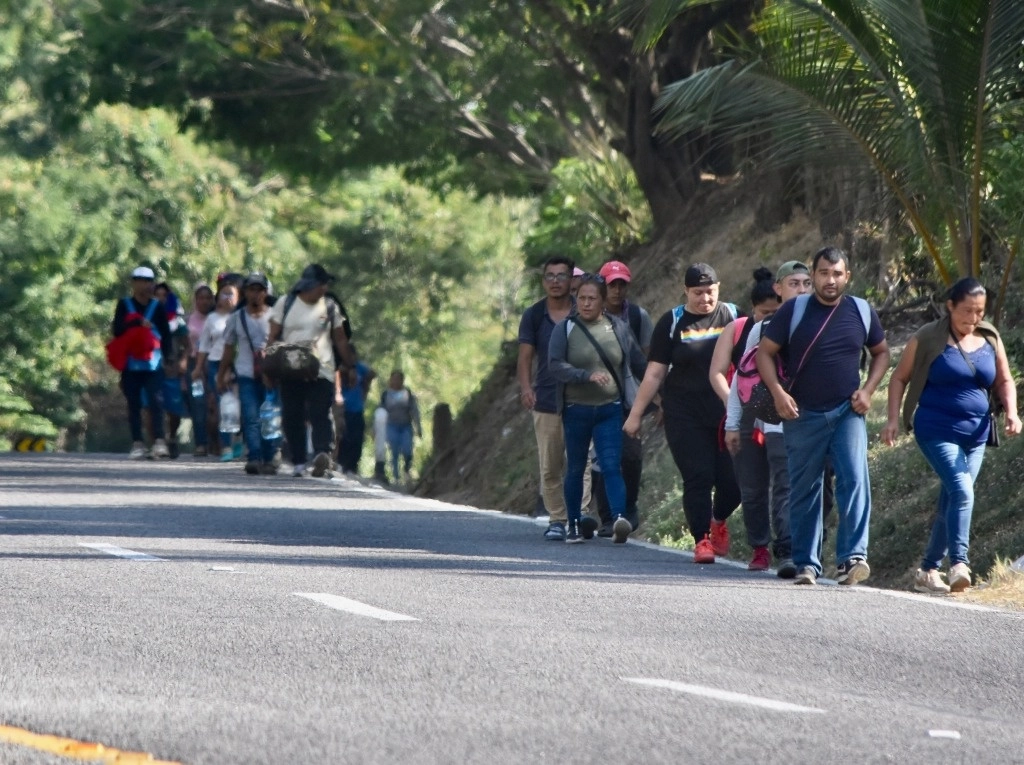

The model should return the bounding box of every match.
[279,377,335,466]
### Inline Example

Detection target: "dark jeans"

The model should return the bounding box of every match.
[237,376,278,463]
[731,427,791,557]
[563,401,625,525]
[280,377,335,467]
[664,409,741,543]
[594,432,642,525]
[338,410,367,473]
[121,369,164,443]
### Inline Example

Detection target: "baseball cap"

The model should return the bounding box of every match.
[131,266,155,280]
[684,263,718,288]
[598,260,631,283]
[775,260,809,282]
[572,267,585,277]
[293,263,336,292]
[243,272,269,289]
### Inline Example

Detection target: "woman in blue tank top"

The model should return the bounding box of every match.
[882,278,1021,594]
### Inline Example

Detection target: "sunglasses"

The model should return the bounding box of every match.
[579,273,606,285]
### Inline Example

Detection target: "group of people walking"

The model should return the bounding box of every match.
[518,246,1021,592]
[109,264,422,483]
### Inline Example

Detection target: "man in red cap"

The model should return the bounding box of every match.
[592,259,654,535]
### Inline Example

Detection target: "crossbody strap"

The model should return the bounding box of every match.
[951,334,995,411]
[572,319,625,400]
[240,310,257,355]
[788,299,841,387]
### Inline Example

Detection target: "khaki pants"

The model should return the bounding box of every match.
[532,410,590,524]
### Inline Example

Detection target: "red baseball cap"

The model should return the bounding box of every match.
[598,260,631,283]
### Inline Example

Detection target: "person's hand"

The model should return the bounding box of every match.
[519,388,536,410]
[850,388,873,415]
[773,389,799,420]
[652,405,664,428]
[589,371,610,385]
[215,375,229,394]
[622,412,642,439]
[334,391,343,406]
[1006,413,1022,436]
[724,430,741,456]
[191,368,203,382]
[880,420,899,446]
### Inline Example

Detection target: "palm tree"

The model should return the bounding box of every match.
[626,0,1024,286]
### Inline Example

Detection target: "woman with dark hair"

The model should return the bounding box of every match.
[883,278,1021,593]
[549,274,648,544]
[193,282,240,460]
[186,283,216,456]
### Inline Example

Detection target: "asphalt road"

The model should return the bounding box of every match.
[1,453,1021,765]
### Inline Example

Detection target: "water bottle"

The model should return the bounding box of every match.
[219,390,241,434]
[260,391,282,440]
[191,379,205,399]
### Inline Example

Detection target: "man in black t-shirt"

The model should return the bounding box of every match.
[757,247,890,586]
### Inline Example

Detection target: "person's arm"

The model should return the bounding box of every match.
[516,343,537,410]
[851,339,891,415]
[547,323,599,385]
[334,369,344,406]
[111,299,130,337]
[993,336,1022,436]
[266,319,282,345]
[623,361,668,438]
[756,336,799,420]
[708,319,737,404]
[332,325,356,369]
[881,337,916,446]
[361,367,377,399]
[216,344,235,393]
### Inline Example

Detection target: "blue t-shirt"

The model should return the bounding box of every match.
[763,294,885,412]
[341,361,371,413]
[914,343,994,446]
[518,299,566,414]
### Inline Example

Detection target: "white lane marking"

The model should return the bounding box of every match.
[928,730,962,740]
[294,593,418,622]
[623,678,826,714]
[78,543,164,561]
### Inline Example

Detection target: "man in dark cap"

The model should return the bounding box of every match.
[266,264,355,477]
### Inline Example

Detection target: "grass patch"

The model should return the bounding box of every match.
[965,558,1024,610]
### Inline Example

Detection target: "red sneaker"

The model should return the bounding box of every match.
[748,546,771,571]
[709,519,730,557]
[693,535,716,564]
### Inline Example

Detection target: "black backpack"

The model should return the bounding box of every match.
[281,291,353,370]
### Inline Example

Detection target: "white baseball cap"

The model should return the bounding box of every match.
[131,266,156,280]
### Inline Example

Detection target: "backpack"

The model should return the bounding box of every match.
[282,291,352,370]
[667,302,739,339]
[735,295,873,423]
[264,292,352,381]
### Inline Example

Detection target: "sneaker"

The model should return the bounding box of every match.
[776,558,798,579]
[129,442,147,460]
[837,557,871,586]
[220,448,234,462]
[544,522,566,542]
[597,521,614,538]
[709,519,730,557]
[948,562,972,593]
[232,442,244,459]
[292,463,307,477]
[693,535,716,564]
[794,566,817,585]
[167,441,180,460]
[311,452,331,478]
[914,568,951,594]
[748,546,771,571]
[612,515,632,544]
[579,516,599,540]
[151,439,170,459]
[565,521,583,544]
[259,462,278,476]
[244,461,260,475]
[193,446,208,458]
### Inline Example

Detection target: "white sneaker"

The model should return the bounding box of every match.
[914,568,950,594]
[129,442,147,460]
[151,439,170,459]
[949,562,972,592]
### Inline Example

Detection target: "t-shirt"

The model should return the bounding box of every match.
[223,308,271,379]
[564,316,623,405]
[763,294,885,412]
[197,310,231,362]
[269,295,345,383]
[914,343,994,445]
[518,298,570,414]
[649,302,738,427]
[342,361,372,413]
[187,311,207,359]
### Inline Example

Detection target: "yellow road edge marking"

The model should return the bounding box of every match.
[0,724,182,764]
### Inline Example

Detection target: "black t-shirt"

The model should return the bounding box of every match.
[649,302,739,426]
[763,294,885,411]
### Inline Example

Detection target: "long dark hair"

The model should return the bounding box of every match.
[947,277,986,306]
[750,267,779,306]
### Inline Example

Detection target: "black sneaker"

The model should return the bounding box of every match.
[597,522,614,538]
[244,461,260,475]
[837,557,871,586]
[776,558,798,579]
[565,521,583,545]
[579,516,599,540]
[794,566,817,585]
[543,522,566,542]
[167,441,180,460]
[311,452,331,478]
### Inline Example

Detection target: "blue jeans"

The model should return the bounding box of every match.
[562,401,625,524]
[237,376,278,463]
[916,438,985,570]
[783,400,870,575]
[386,423,414,481]
[121,369,164,443]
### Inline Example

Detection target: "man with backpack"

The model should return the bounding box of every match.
[756,247,889,586]
[266,264,355,478]
[591,259,652,536]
